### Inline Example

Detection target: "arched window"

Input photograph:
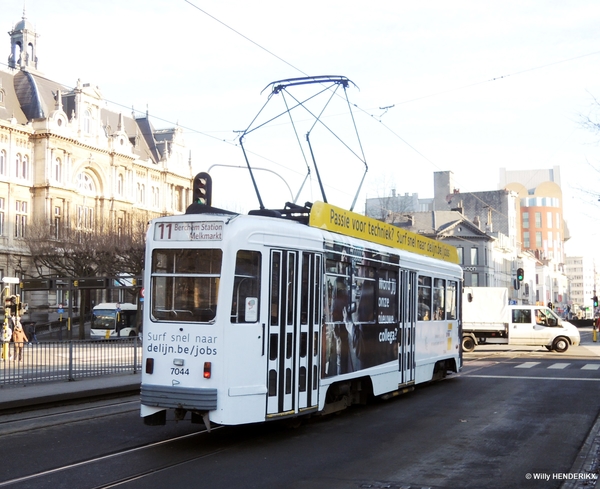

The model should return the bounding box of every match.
[54,157,62,182]
[152,186,160,208]
[137,183,146,204]
[83,109,91,134]
[22,155,29,179]
[15,153,21,177]
[15,154,29,180]
[117,173,124,196]
[77,171,95,194]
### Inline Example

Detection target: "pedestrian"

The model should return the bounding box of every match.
[1,322,12,361]
[12,319,28,361]
[25,322,37,344]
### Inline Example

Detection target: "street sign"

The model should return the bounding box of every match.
[21,279,51,290]
[74,278,108,289]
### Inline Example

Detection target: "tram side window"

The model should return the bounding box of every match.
[231,250,261,323]
[151,249,222,323]
[418,276,432,321]
[446,280,457,320]
[433,278,445,320]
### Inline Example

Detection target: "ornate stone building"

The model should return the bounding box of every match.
[0,12,193,285]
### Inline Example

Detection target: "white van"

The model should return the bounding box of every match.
[462,287,580,352]
[90,303,139,339]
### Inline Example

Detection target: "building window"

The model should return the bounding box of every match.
[0,198,4,236]
[22,155,29,179]
[535,231,542,248]
[0,150,5,176]
[137,183,146,204]
[175,188,182,212]
[457,247,463,265]
[54,157,62,182]
[523,231,530,248]
[83,109,91,134]
[15,154,21,178]
[522,212,529,229]
[77,205,94,230]
[152,186,160,208]
[15,154,30,180]
[471,273,479,287]
[15,200,27,238]
[117,174,124,196]
[535,212,542,228]
[54,206,61,239]
[77,172,95,194]
[547,211,553,229]
[470,247,478,266]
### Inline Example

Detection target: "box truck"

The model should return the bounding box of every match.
[462,287,580,353]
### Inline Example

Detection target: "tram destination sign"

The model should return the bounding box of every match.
[309,201,459,264]
[154,221,224,241]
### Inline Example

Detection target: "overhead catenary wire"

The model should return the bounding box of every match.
[183,0,600,223]
[4,2,596,219]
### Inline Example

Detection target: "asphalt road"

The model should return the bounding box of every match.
[2,343,600,489]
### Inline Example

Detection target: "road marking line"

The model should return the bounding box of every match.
[463,374,600,381]
[582,364,600,370]
[515,362,540,369]
[548,363,569,369]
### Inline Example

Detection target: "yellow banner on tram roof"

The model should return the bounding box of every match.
[308,201,459,264]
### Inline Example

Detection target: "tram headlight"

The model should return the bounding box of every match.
[204,362,212,379]
[173,358,184,366]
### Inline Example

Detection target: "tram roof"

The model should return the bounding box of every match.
[183,200,459,265]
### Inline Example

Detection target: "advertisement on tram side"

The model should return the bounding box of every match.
[322,246,398,377]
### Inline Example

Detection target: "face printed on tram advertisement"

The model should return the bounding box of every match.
[322,246,398,378]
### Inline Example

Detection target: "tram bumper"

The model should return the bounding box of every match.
[141,384,217,428]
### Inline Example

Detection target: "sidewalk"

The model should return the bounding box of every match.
[0,372,141,412]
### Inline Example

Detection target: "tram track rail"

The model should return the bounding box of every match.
[0,427,226,489]
[0,396,140,435]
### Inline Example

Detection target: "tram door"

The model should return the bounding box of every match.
[399,270,417,384]
[266,250,321,417]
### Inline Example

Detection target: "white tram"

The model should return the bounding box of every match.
[140,200,463,428]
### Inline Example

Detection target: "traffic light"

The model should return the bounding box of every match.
[517,268,524,281]
[594,296,598,308]
[193,172,212,206]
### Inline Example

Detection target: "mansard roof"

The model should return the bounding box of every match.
[0,70,27,123]
[0,67,178,165]
[13,69,59,120]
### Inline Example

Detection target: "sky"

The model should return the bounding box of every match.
[4,0,600,257]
